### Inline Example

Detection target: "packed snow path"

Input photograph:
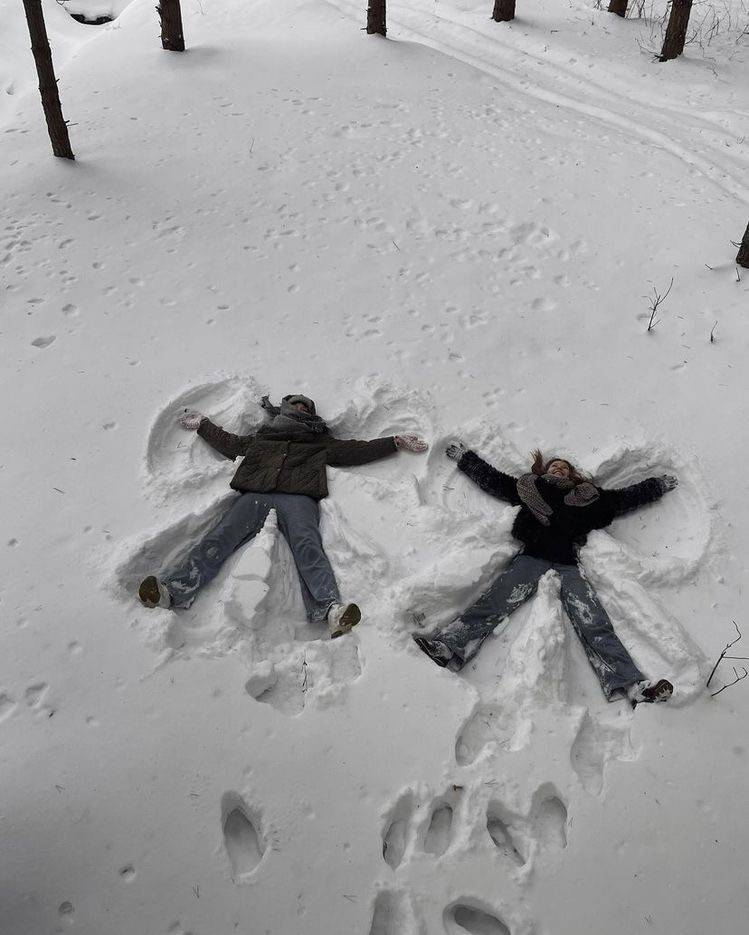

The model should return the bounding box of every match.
[2,1,749,934]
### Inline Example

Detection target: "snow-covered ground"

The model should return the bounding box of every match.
[1,1,748,933]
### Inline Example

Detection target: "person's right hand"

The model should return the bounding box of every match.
[660,474,678,491]
[178,409,204,431]
[446,441,467,462]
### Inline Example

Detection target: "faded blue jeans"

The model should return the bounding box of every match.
[433,552,645,700]
[163,492,341,621]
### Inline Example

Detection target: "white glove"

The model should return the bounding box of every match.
[178,409,204,431]
[660,474,678,491]
[395,434,428,454]
[446,441,467,462]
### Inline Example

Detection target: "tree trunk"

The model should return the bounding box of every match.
[21,0,74,159]
[367,0,386,36]
[737,222,749,269]
[659,0,693,61]
[493,0,516,21]
[158,0,185,51]
[608,0,628,16]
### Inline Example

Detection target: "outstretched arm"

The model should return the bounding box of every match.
[449,444,521,505]
[195,417,255,461]
[602,475,677,519]
[326,436,399,467]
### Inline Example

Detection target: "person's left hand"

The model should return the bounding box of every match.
[660,474,678,491]
[395,434,429,454]
[178,409,205,431]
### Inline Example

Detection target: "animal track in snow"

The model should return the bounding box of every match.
[221,792,264,881]
[30,335,55,348]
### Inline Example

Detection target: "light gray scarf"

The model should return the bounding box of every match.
[259,394,328,437]
[517,472,599,526]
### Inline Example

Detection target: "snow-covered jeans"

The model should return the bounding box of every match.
[434,552,645,700]
[163,492,341,621]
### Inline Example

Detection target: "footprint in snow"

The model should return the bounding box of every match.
[444,903,510,935]
[221,792,264,881]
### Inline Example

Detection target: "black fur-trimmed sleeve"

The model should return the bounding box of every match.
[600,477,666,520]
[457,450,521,504]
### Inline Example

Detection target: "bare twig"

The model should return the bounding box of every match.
[707,621,744,690]
[645,276,674,332]
[301,654,308,693]
[710,321,718,342]
[711,666,748,696]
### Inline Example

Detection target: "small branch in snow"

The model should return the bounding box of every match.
[645,277,674,332]
[707,621,749,697]
[193,883,200,899]
[736,266,742,283]
[342,894,357,903]
[711,666,748,697]
[710,321,718,343]
[301,654,308,693]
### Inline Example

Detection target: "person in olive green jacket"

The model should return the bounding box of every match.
[139,393,427,638]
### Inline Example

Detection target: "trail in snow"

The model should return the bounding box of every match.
[327,0,749,202]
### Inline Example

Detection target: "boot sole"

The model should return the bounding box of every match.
[139,575,161,608]
[330,603,361,639]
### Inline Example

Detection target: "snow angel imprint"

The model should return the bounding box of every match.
[138,392,428,638]
[413,444,676,705]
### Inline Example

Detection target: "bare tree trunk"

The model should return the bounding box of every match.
[660,0,693,61]
[608,0,628,16]
[22,0,74,159]
[737,222,749,269]
[493,0,516,21]
[367,0,386,36]
[157,0,185,51]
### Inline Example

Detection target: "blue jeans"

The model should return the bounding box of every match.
[163,492,341,621]
[433,552,645,700]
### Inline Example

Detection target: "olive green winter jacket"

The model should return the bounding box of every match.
[197,418,398,500]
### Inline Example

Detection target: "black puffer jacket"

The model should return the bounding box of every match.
[198,418,397,500]
[458,449,666,565]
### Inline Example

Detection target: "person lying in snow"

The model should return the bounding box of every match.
[413,444,677,705]
[139,393,428,638]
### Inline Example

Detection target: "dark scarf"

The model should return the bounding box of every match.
[259,394,328,438]
[517,472,599,526]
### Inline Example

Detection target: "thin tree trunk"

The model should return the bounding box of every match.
[22,0,74,159]
[367,0,386,36]
[737,222,749,269]
[608,0,628,16]
[493,0,516,22]
[659,0,693,61]
[158,0,185,51]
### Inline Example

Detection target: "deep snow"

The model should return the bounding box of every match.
[1,1,748,933]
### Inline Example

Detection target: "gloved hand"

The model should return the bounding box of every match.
[178,409,205,431]
[395,434,429,454]
[660,474,678,491]
[446,441,467,462]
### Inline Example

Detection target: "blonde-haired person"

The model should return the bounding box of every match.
[413,444,677,706]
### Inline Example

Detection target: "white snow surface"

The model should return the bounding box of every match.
[2,0,749,933]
